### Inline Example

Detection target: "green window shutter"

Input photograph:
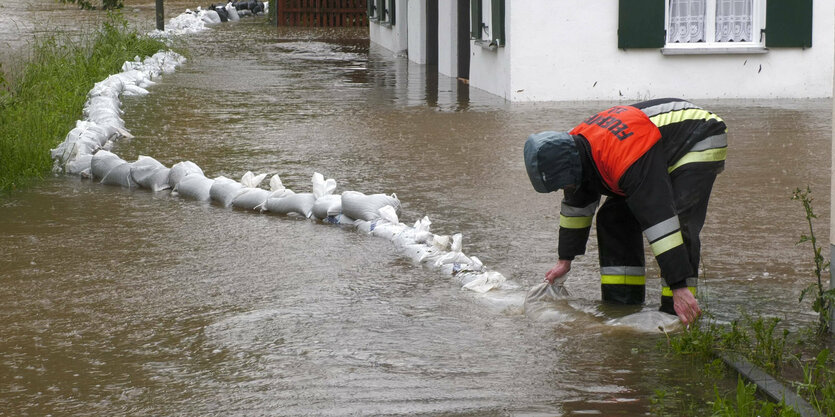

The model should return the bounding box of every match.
[390,0,395,25]
[766,0,813,48]
[376,0,383,20]
[367,0,373,18]
[617,0,665,48]
[471,0,482,39]
[491,0,505,46]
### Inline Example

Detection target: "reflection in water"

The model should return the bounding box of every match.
[1,2,833,415]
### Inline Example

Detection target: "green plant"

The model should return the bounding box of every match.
[711,377,801,417]
[58,0,123,10]
[0,13,168,193]
[792,186,835,335]
[792,349,835,416]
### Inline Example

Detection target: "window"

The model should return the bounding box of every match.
[369,0,395,25]
[471,0,505,48]
[617,0,812,51]
[666,0,761,48]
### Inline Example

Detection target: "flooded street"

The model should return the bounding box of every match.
[1,1,833,415]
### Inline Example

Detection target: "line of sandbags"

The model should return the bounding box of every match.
[50,51,187,178]
[51,14,519,298]
[83,147,518,294]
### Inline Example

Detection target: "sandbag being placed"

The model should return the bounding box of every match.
[169,161,204,188]
[175,174,214,201]
[263,193,315,218]
[341,191,400,221]
[130,156,171,191]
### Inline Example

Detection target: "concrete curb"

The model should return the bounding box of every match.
[719,353,819,417]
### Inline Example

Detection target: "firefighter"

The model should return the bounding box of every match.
[523,98,727,325]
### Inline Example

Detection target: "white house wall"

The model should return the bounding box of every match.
[437,1,458,77]
[369,0,408,55]
[407,0,428,64]
[466,0,835,102]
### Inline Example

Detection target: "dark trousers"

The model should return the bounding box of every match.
[596,165,718,313]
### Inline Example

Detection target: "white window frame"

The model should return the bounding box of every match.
[662,0,768,55]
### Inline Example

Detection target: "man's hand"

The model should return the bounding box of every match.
[672,287,701,325]
[545,259,572,284]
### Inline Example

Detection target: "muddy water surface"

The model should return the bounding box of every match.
[0,2,832,415]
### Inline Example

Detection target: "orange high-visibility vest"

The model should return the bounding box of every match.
[570,105,662,195]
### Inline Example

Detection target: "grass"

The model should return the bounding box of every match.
[654,187,835,416]
[0,13,169,194]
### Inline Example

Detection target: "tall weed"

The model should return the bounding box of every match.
[0,13,167,193]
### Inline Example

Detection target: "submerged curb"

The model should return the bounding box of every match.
[719,352,818,417]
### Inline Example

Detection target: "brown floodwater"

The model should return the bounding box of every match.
[1,1,832,415]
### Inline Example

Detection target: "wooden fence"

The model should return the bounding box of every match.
[276,0,368,27]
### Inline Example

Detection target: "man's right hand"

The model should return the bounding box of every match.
[545,259,572,284]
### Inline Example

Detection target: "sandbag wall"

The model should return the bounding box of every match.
[152,2,269,36]
[50,7,520,298]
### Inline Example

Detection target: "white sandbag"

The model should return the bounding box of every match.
[312,172,337,198]
[210,176,244,207]
[225,2,240,20]
[371,222,408,241]
[378,205,399,224]
[232,188,270,211]
[413,216,432,243]
[91,150,126,180]
[459,271,507,293]
[65,154,93,177]
[241,171,267,188]
[312,194,342,220]
[123,84,150,96]
[175,175,214,201]
[169,161,204,187]
[525,280,571,305]
[199,9,221,24]
[401,243,436,263]
[263,193,315,218]
[131,156,171,191]
[434,250,471,267]
[341,191,400,221]
[432,234,451,251]
[100,161,138,188]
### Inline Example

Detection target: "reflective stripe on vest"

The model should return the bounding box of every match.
[668,146,728,173]
[570,106,662,196]
[559,200,599,229]
[661,286,697,297]
[600,266,646,286]
[649,108,724,128]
